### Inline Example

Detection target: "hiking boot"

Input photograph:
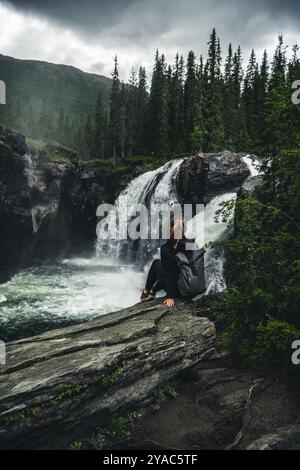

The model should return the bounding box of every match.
[140,289,155,302]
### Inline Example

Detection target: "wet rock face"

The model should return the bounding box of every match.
[0,129,32,283]
[0,301,216,449]
[0,127,135,280]
[177,151,250,205]
[0,124,26,156]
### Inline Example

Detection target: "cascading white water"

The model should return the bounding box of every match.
[95,157,247,296]
[96,159,183,265]
[186,154,262,294]
[186,191,237,294]
[96,154,261,296]
[0,154,260,340]
[242,155,261,177]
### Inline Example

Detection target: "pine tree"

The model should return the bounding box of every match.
[232,46,246,149]
[223,43,235,148]
[254,50,269,150]
[286,44,300,149]
[126,68,138,157]
[265,35,289,152]
[92,91,106,159]
[119,82,127,159]
[84,115,93,160]
[135,66,148,154]
[170,54,185,152]
[202,28,225,151]
[184,50,200,151]
[110,55,121,163]
[242,49,259,147]
[147,51,169,155]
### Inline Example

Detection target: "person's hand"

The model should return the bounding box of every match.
[163,298,175,308]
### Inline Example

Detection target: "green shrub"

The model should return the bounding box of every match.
[217,152,300,369]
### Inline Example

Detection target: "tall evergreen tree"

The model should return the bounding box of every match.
[126,69,138,157]
[202,28,225,151]
[147,51,169,155]
[92,91,106,159]
[170,54,185,152]
[184,50,200,150]
[265,35,289,152]
[119,82,127,159]
[242,49,259,147]
[223,43,236,148]
[110,56,121,162]
[254,50,269,149]
[135,66,148,154]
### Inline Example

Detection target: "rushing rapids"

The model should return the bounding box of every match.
[0,154,259,340]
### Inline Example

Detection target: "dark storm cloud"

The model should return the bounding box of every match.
[2,0,300,79]
[4,0,138,31]
[3,0,300,57]
[5,0,300,30]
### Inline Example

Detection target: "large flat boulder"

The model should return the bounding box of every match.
[0,301,216,449]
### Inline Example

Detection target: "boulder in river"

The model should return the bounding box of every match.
[177,151,250,205]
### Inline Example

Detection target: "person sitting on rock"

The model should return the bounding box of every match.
[140,218,196,308]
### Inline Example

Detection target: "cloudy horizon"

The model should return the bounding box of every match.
[0,0,299,81]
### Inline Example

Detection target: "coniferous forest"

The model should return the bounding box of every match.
[85,29,300,161]
[1,29,299,160]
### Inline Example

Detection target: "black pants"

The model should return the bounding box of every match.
[145,259,167,294]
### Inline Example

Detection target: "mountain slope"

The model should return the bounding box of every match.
[0,54,112,146]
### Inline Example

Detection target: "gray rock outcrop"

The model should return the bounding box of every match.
[177,151,250,205]
[0,301,216,449]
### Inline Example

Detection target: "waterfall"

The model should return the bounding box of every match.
[96,159,183,265]
[96,155,261,295]
[242,154,261,177]
[186,191,237,294]
[1,154,262,340]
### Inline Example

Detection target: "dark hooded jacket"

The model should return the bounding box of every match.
[160,238,198,298]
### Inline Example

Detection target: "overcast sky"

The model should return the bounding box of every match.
[0,0,299,80]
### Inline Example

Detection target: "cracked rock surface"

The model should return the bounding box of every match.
[121,353,300,450]
[0,301,216,449]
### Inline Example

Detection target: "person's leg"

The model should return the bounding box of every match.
[145,259,161,291]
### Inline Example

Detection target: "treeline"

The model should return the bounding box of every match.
[0,98,89,151]
[84,29,300,161]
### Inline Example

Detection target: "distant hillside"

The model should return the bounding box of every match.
[0,54,112,148]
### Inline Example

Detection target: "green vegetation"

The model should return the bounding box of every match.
[49,384,88,407]
[100,361,130,388]
[84,31,300,160]
[69,441,82,451]
[216,151,300,368]
[0,54,111,153]
[26,137,46,154]
[152,382,178,411]
[100,367,124,388]
[3,406,42,426]
[1,33,299,162]
[89,412,142,450]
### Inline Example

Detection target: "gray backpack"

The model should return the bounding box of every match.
[176,246,206,298]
